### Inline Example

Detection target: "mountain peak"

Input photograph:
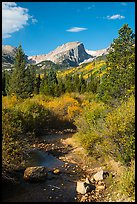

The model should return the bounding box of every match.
[2,45,17,55]
[28,41,92,66]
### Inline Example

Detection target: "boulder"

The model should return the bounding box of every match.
[24,166,47,182]
[76,180,95,194]
[76,181,87,194]
[93,170,104,181]
[53,168,60,174]
[103,171,109,179]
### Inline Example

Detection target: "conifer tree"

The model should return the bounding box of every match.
[34,74,41,95]
[73,74,80,92]
[39,72,49,95]
[47,69,58,96]
[58,79,65,96]
[9,45,34,98]
[98,24,135,103]
[87,73,98,93]
[65,74,73,93]
[79,74,86,93]
[2,71,6,96]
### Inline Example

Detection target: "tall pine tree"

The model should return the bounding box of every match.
[9,45,34,98]
[98,24,135,103]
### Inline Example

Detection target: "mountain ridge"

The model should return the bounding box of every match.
[28,41,92,66]
[2,42,110,70]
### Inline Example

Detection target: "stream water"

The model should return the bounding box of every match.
[27,149,65,169]
[3,140,80,202]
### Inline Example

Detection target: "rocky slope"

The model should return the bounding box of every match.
[28,42,93,66]
[2,45,31,70]
[86,47,110,58]
[79,47,110,65]
[2,45,17,70]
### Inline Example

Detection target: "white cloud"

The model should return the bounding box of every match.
[30,16,38,24]
[66,27,88,32]
[107,14,125,20]
[2,2,37,38]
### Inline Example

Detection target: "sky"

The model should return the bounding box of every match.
[2,2,135,56]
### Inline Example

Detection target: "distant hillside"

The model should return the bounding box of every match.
[57,60,107,81]
[35,60,66,74]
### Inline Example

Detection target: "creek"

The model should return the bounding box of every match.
[2,133,82,202]
[27,149,65,169]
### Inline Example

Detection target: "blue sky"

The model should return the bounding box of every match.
[2,2,135,56]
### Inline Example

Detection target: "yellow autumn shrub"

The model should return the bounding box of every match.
[2,95,21,109]
[67,105,82,120]
[46,94,80,120]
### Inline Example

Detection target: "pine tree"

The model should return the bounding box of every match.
[2,71,6,96]
[58,79,65,96]
[47,69,58,96]
[25,65,36,96]
[73,74,80,92]
[9,45,34,98]
[34,74,41,95]
[79,74,86,93]
[65,74,73,93]
[87,73,98,93]
[39,72,49,95]
[98,24,135,103]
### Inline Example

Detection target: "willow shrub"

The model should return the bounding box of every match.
[118,160,135,199]
[104,95,135,164]
[74,100,108,155]
[74,95,135,164]
[17,99,52,135]
[2,108,29,171]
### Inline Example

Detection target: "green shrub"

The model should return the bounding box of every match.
[75,131,100,154]
[18,99,51,135]
[75,100,108,132]
[2,108,29,171]
[74,100,108,154]
[104,95,135,163]
[2,108,24,137]
[74,95,135,164]
[119,160,135,198]
[110,160,135,201]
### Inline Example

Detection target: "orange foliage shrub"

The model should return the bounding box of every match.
[2,95,21,109]
[46,94,81,120]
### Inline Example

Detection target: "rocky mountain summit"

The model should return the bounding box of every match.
[2,45,18,70]
[2,45,17,57]
[2,45,30,70]
[28,41,93,66]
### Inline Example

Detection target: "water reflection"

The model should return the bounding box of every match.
[27,150,65,168]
